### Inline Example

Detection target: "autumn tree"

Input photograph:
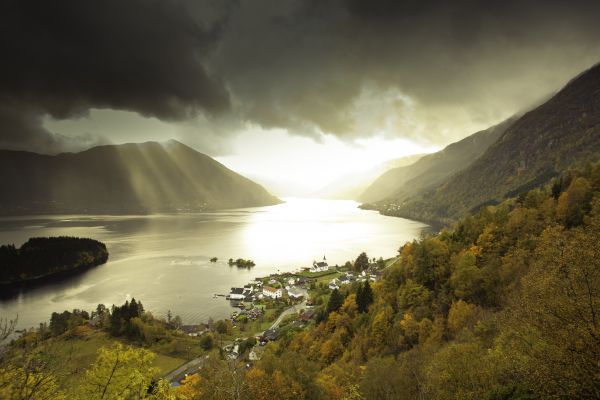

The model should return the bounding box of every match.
[246,368,303,400]
[78,344,172,400]
[183,356,246,400]
[360,356,419,400]
[0,346,66,400]
[449,251,483,303]
[556,176,592,227]
[504,219,600,398]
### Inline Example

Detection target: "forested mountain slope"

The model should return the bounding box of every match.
[360,119,513,203]
[200,161,598,399]
[372,63,600,224]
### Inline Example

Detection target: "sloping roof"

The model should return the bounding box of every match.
[262,329,279,340]
[300,309,315,320]
[231,287,244,295]
[263,286,279,293]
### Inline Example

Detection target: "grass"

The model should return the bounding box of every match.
[18,327,188,394]
[384,256,400,268]
[298,270,338,279]
[154,353,188,376]
[315,271,341,285]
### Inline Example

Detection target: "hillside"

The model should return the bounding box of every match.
[1,162,599,399]
[369,63,600,224]
[0,140,280,214]
[314,153,425,200]
[360,119,513,203]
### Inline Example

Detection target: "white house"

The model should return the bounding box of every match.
[229,287,245,300]
[287,286,304,299]
[263,286,283,299]
[328,279,339,290]
[249,349,263,361]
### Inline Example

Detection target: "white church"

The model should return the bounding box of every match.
[310,255,330,273]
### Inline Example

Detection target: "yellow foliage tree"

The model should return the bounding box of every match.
[78,343,172,400]
[447,300,479,336]
[556,176,592,227]
[245,368,302,400]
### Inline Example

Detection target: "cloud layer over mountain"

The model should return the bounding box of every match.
[2,0,600,153]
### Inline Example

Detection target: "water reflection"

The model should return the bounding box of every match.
[0,198,429,330]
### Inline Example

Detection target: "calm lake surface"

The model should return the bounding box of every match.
[0,198,429,330]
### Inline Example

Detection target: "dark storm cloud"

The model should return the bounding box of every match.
[2,0,600,152]
[0,0,229,152]
[213,0,600,143]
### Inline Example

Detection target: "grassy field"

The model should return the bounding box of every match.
[298,269,338,279]
[22,328,188,394]
[384,256,400,268]
[307,271,343,289]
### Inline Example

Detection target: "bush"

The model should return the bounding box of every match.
[199,333,215,350]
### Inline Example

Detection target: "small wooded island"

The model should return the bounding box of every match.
[0,236,108,285]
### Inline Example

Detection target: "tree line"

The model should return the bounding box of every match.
[179,160,600,399]
[1,161,599,399]
[0,236,108,284]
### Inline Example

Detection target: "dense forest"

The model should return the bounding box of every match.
[183,160,600,399]
[0,237,108,284]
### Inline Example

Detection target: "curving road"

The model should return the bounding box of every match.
[266,298,307,331]
[164,355,209,383]
[164,293,308,384]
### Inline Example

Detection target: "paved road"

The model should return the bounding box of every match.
[164,294,308,384]
[164,355,209,383]
[266,299,307,331]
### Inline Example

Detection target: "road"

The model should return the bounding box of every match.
[164,293,308,384]
[164,355,209,383]
[266,298,307,331]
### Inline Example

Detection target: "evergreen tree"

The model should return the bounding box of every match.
[356,284,364,312]
[551,178,562,199]
[326,289,344,315]
[356,281,374,313]
[364,280,374,306]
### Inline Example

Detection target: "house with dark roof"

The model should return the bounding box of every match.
[229,287,245,300]
[300,309,315,321]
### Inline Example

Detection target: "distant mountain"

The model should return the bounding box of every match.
[370,62,600,224]
[315,154,426,200]
[360,119,514,203]
[0,140,280,214]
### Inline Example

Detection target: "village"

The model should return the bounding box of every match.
[164,254,388,384]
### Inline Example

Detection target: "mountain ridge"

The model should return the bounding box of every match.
[313,153,427,200]
[0,140,281,214]
[367,62,600,224]
[360,118,515,203]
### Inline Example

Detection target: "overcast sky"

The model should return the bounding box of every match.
[2,0,600,195]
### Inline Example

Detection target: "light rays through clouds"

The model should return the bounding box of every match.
[3,0,600,195]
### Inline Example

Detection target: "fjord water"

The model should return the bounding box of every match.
[0,198,428,330]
